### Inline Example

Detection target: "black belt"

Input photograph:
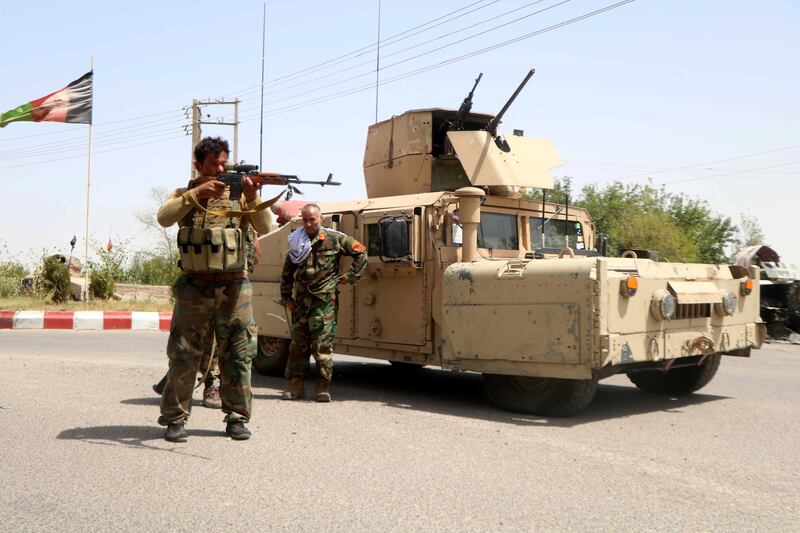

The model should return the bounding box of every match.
[186,271,247,282]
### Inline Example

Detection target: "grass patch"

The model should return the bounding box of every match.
[0,296,172,312]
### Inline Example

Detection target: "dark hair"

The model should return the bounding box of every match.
[194,136,229,165]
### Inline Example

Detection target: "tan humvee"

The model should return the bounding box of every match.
[250,108,762,416]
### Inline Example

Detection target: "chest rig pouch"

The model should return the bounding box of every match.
[177,227,245,273]
[176,188,247,273]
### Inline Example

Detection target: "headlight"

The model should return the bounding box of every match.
[720,291,737,316]
[651,289,676,320]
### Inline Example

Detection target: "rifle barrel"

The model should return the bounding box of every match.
[485,68,535,136]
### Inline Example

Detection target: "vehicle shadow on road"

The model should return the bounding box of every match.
[252,360,729,427]
[56,425,219,458]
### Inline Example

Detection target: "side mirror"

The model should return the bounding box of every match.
[378,216,411,261]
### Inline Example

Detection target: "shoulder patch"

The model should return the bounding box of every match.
[352,240,366,253]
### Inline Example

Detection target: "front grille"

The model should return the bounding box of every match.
[675,303,711,319]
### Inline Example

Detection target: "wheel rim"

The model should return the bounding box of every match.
[257,336,283,358]
[507,376,552,396]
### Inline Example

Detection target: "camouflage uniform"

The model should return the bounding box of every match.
[281,227,367,381]
[197,225,259,389]
[157,182,271,425]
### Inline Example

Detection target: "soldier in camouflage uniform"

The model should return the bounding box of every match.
[151,225,260,410]
[156,136,273,442]
[280,204,367,402]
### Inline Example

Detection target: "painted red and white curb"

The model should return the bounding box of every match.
[0,310,172,331]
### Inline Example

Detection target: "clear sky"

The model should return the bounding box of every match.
[1,0,798,268]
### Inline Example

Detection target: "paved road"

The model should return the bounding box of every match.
[1,331,798,531]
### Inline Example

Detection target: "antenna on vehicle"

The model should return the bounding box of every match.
[374,0,382,122]
[564,185,570,246]
[541,189,546,249]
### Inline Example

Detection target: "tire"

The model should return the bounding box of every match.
[627,353,721,395]
[252,336,290,376]
[482,374,598,417]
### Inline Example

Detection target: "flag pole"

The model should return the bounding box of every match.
[83,56,94,300]
[259,2,266,169]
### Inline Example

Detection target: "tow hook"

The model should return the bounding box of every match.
[688,335,715,363]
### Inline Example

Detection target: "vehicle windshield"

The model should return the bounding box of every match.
[450,211,519,250]
[530,217,585,250]
[478,212,519,250]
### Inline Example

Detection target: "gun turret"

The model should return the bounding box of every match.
[441,73,483,132]
[485,68,535,138]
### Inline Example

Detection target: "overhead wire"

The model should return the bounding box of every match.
[229,0,558,105]
[235,0,637,121]
[598,143,800,182]
[1,0,636,168]
[0,132,185,171]
[660,160,800,185]
[218,0,502,99]
[0,0,510,160]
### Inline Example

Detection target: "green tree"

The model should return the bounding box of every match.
[528,178,738,263]
[136,187,178,266]
[127,251,181,286]
[666,195,737,264]
[736,214,766,248]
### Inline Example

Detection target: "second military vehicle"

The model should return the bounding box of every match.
[250,71,763,416]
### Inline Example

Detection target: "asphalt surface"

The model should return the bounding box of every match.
[0,330,798,532]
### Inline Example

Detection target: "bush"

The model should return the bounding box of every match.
[89,269,116,300]
[0,262,27,297]
[35,255,71,303]
[126,252,181,286]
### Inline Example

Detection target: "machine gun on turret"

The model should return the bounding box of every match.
[441,73,483,132]
[218,163,340,200]
[485,68,535,149]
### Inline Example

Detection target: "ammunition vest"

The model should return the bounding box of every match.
[176,187,247,274]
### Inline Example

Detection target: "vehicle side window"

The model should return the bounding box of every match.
[530,218,585,250]
[478,212,519,250]
[366,224,382,256]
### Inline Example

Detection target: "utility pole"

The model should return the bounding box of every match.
[184,98,240,179]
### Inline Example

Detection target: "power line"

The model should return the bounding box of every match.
[231,0,555,104]
[235,0,637,122]
[661,160,800,185]
[1,0,636,169]
[1,0,576,162]
[227,0,501,95]
[600,143,800,182]
[0,132,185,171]
[230,0,578,121]
[0,0,510,156]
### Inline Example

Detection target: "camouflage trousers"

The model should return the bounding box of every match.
[286,291,337,382]
[160,276,257,424]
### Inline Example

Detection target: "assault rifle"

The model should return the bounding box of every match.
[441,72,483,132]
[217,163,340,200]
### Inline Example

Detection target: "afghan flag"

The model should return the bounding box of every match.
[0,71,93,128]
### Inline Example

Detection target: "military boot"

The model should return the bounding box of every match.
[225,420,251,441]
[315,379,331,403]
[202,385,222,409]
[281,377,306,400]
[165,422,187,442]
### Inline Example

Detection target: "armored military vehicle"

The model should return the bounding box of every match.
[250,73,763,416]
[733,244,799,342]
